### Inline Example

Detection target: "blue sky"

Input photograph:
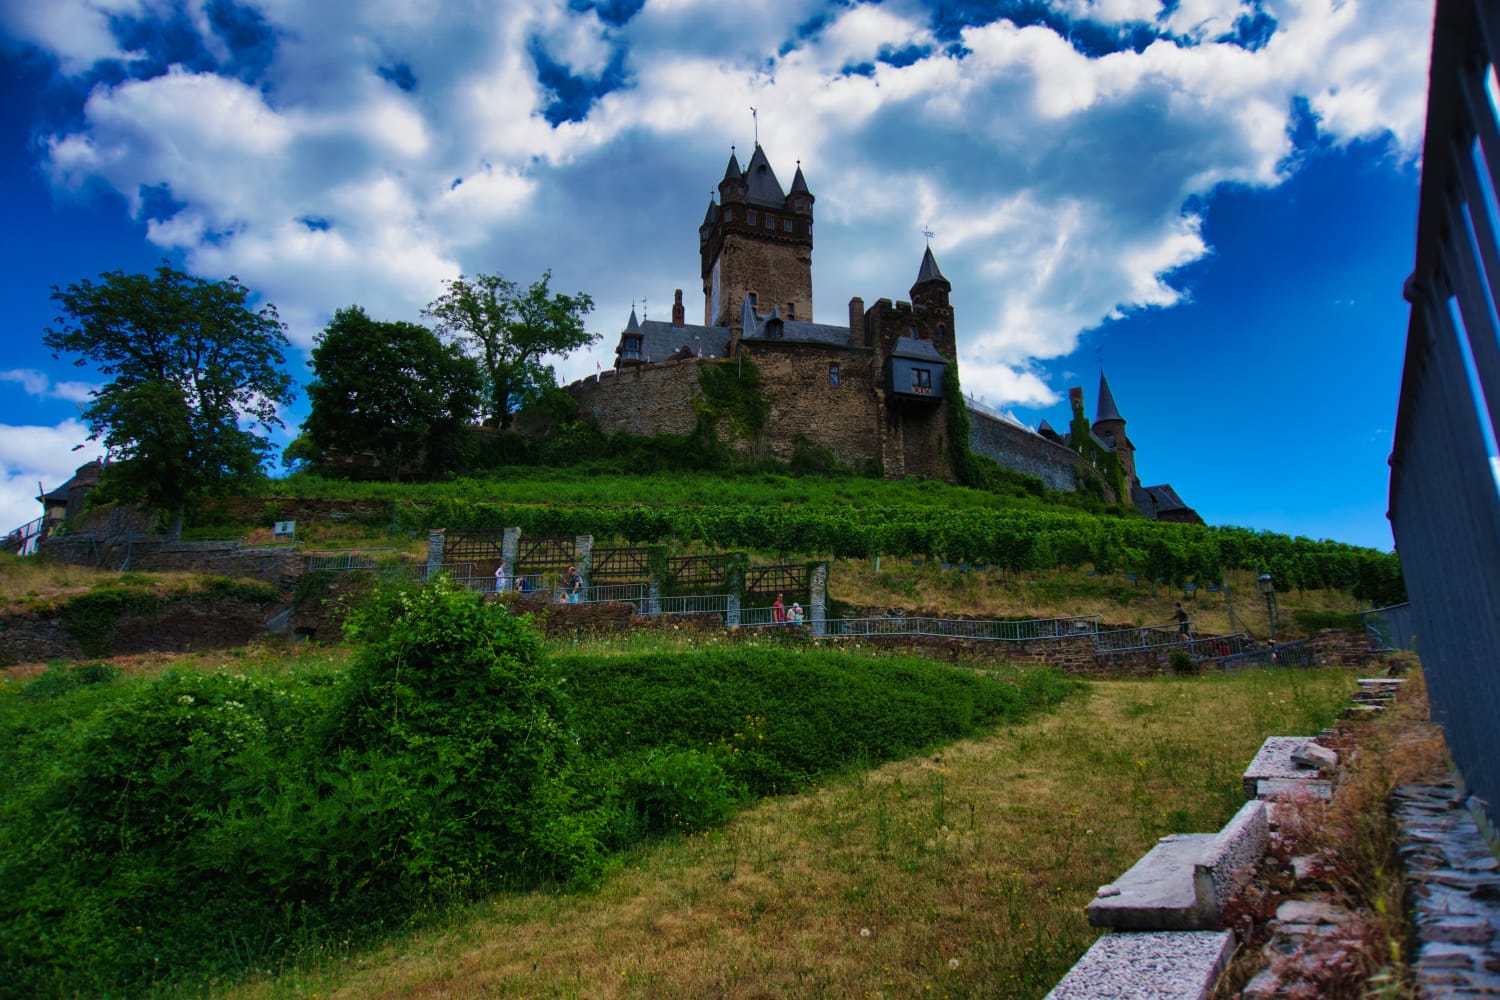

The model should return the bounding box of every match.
[0,0,1430,551]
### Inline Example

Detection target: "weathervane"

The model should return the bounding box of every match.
[750,106,758,146]
[922,224,935,246]
[641,295,648,321]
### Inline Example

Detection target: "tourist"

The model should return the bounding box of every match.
[494,560,508,593]
[788,602,804,625]
[1174,601,1190,637]
[565,565,583,603]
[772,592,786,624]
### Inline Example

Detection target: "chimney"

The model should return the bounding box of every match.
[848,297,864,345]
[672,289,685,328]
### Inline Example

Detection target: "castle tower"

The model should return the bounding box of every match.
[909,246,955,358]
[1091,370,1137,488]
[700,145,814,337]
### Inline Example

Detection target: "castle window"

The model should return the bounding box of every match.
[828,363,840,387]
[766,215,774,229]
[786,302,795,319]
[747,292,757,307]
[911,368,932,393]
[783,219,792,232]
[747,210,757,224]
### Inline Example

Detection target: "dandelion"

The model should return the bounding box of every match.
[860,927,871,938]
[948,958,960,969]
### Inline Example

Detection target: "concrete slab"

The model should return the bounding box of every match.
[1044,930,1235,1000]
[1243,736,1325,798]
[1198,799,1268,913]
[1088,834,1217,930]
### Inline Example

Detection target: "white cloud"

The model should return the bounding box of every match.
[17,0,1431,406]
[0,420,99,534]
[0,369,98,404]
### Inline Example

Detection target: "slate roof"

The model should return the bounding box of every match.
[915,246,948,286]
[1095,370,1124,423]
[890,335,949,362]
[739,302,853,346]
[617,315,731,363]
[742,145,788,207]
[1143,483,1191,512]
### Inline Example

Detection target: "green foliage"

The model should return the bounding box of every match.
[424,271,598,428]
[696,358,769,445]
[944,361,980,486]
[557,648,1081,796]
[615,748,742,836]
[201,576,277,603]
[1168,649,1200,676]
[20,660,120,700]
[304,306,483,481]
[42,262,295,537]
[60,586,164,656]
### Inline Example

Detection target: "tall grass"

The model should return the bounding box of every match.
[215,666,1355,1000]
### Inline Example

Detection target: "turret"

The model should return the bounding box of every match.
[1091,370,1137,488]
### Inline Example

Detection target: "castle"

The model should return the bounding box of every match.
[565,143,1199,523]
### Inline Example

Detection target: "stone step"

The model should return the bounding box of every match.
[1087,800,1267,931]
[1243,736,1336,798]
[1044,930,1235,1000]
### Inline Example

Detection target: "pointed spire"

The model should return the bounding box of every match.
[790,163,811,196]
[742,144,786,206]
[915,245,947,286]
[624,307,640,335]
[1095,370,1124,424]
[722,149,742,182]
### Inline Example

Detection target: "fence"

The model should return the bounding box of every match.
[818,614,1100,641]
[1362,602,1416,652]
[2,515,46,557]
[1217,639,1315,671]
[305,550,396,572]
[1388,0,1500,836]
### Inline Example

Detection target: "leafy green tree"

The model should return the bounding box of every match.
[303,306,482,480]
[43,263,294,538]
[424,270,598,428]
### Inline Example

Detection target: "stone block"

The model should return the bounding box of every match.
[1256,778,1333,800]
[1290,742,1338,771]
[1243,737,1327,798]
[1044,930,1234,1000]
[1088,801,1266,931]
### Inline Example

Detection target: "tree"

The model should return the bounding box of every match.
[43,263,294,538]
[303,306,482,480]
[424,270,598,428]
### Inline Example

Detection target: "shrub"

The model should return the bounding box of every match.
[1169,649,1200,676]
[21,660,119,700]
[618,747,743,835]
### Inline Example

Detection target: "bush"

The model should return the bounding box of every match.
[617,748,743,836]
[1169,649,1200,676]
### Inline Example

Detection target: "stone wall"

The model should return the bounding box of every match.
[0,596,280,666]
[204,496,397,526]
[969,409,1103,496]
[568,361,704,438]
[40,537,305,594]
[747,341,880,466]
[710,237,814,328]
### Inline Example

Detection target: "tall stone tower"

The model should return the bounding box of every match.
[1092,370,1138,488]
[699,145,814,338]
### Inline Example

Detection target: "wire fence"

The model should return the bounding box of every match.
[1362,602,1415,653]
[1217,639,1315,670]
[819,614,1100,641]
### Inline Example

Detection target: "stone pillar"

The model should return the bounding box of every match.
[647,580,661,616]
[575,534,593,591]
[427,528,445,576]
[810,562,827,636]
[727,593,741,628]
[501,527,520,574]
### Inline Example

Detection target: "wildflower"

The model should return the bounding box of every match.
[860,927,871,938]
[948,958,960,969]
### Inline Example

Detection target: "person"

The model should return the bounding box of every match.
[494,560,508,593]
[772,592,786,624]
[787,602,804,625]
[517,575,531,594]
[1173,601,1190,637]
[565,565,583,603]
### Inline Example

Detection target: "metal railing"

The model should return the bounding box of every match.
[1093,621,1191,652]
[1362,602,1416,652]
[2,515,46,556]
[654,594,731,618]
[305,550,395,572]
[1217,639,1315,671]
[818,614,1100,641]
[1388,0,1500,834]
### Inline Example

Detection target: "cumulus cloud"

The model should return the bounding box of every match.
[0,369,97,404]
[0,419,98,534]
[10,0,1432,404]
